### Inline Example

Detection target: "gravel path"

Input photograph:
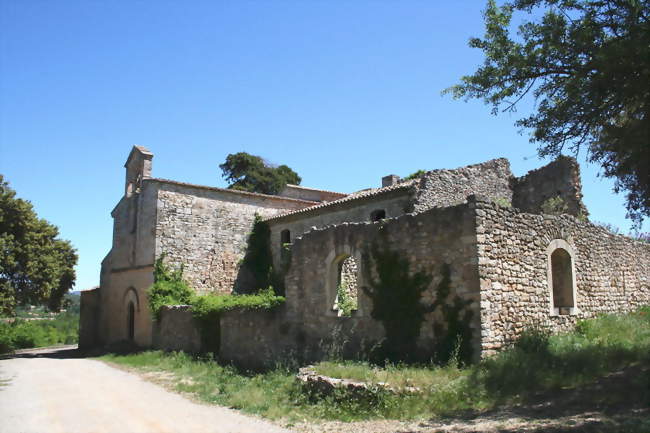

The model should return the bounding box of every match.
[0,346,292,433]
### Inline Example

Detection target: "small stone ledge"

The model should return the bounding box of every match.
[296,366,420,396]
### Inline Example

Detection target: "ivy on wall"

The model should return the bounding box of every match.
[431,264,474,365]
[362,241,432,363]
[240,215,286,296]
[146,254,193,320]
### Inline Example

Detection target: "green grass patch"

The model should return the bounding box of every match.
[98,307,650,422]
[0,311,79,353]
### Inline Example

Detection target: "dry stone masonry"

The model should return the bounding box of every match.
[80,146,650,369]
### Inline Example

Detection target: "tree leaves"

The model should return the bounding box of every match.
[219,152,301,195]
[0,175,77,315]
[447,0,650,225]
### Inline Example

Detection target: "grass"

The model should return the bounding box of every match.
[0,311,79,354]
[97,307,650,423]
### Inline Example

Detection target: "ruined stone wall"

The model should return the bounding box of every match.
[220,204,482,368]
[413,158,513,212]
[476,198,650,356]
[512,156,588,217]
[267,190,412,269]
[152,305,203,353]
[154,180,311,294]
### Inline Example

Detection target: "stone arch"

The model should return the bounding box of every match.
[546,239,578,315]
[332,254,359,316]
[123,287,140,340]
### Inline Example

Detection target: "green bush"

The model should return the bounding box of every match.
[190,288,285,322]
[147,254,194,320]
[0,311,79,354]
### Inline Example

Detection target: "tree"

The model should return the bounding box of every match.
[0,175,77,315]
[219,152,301,195]
[446,0,650,226]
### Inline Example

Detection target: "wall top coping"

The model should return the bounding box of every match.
[283,184,348,197]
[147,178,321,206]
[264,180,417,223]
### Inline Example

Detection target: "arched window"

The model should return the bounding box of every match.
[280,229,291,245]
[127,301,135,340]
[333,255,359,316]
[547,240,577,315]
[370,209,386,222]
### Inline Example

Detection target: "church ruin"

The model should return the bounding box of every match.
[79,146,650,366]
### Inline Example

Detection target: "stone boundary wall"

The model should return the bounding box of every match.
[475,198,650,355]
[512,156,588,217]
[79,289,100,349]
[152,305,203,353]
[222,204,483,368]
[153,181,312,295]
[413,158,513,212]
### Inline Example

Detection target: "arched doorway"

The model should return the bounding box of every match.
[127,301,135,340]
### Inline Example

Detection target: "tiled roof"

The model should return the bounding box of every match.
[264,179,417,222]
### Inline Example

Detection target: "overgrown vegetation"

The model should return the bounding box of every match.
[146,254,193,320]
[334,283,356,317]
[191,288,285,322]
[431,264,474,365]
[362,241,432,363]
[540,195,569,215]
[0,310,79,354]
[492,196,511,208]
[239,215,285,296]
[99,307,650,424]
[403,169,426,181]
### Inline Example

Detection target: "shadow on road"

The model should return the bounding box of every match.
[0,345,86,360]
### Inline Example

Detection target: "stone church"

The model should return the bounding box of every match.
[80,146,650,366]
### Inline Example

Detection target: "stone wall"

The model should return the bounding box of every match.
[153,180,313,294]
[79,289,100,349]
[413,158,513,212]
[512,156,588,217]
[221,204,482,368]
[267,189,413,269]
[475,198,650,355]
[152,305,203,353]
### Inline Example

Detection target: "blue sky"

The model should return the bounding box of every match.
[0,1,640,292]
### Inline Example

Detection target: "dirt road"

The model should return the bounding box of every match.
[0,346,292,433]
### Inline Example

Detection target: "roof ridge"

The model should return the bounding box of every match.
[264,179,416,222]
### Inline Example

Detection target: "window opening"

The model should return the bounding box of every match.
[550,248,574,315]
[370,209,386,222]
[333,255,359,316]
[280,229,291,245]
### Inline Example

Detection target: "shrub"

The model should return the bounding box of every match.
[540,195,569,215]
[147,254,193,320]
[335,284,356,317]
[0,311,79,354]
[190,287,285,322]
[362,241,432,363]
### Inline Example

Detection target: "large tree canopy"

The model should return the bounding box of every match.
[219,152,301,195]
[0,175,77,315]
[447,0,649,225]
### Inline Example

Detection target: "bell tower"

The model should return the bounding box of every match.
[124,146,153,197]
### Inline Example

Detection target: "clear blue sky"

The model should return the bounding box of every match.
[0,1,640,292]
